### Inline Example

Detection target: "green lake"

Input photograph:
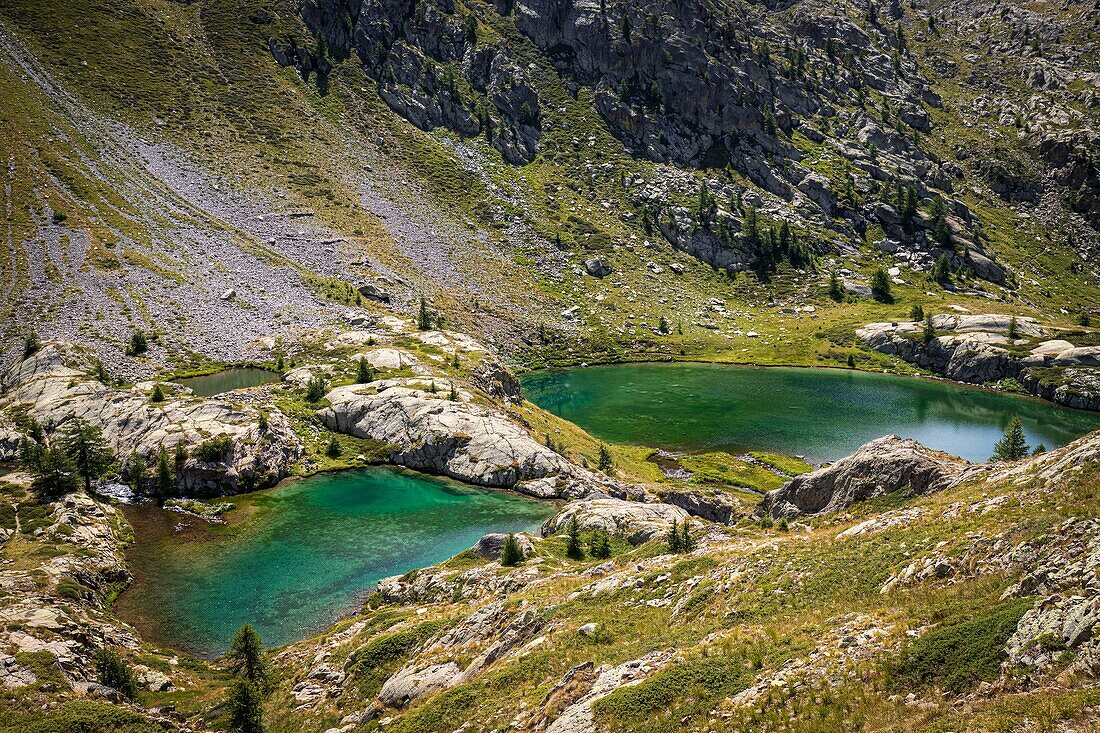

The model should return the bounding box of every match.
[172,367,282,396]
[116,469,555,657]
[522,363,1100,463]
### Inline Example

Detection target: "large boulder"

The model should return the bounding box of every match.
[541,497,690,544]
[757,436,967,519]
[378,662,462,707]
[317,378,605,498]
[471,532,536,561]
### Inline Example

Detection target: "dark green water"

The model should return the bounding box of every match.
[117,469,554,657]
[173,367,281,396]
[522,363,1100,463]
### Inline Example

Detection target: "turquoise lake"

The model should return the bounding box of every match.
[117,469,555,657]
[522,363,1100,463]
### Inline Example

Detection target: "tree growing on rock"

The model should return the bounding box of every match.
[923,313,936,343]
[227,623,269,689]
[56,418,114,494]
[150,383,166,403]
[500,533,524,566]
[94,647,138,700]
[226,678,264,733]
[22,332,40,359]
[565,516,584,560]
[992,417,1029,462]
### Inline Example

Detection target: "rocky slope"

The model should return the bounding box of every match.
[2,342,301,495]
[858,313,1100,409]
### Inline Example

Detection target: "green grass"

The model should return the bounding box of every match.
[679,452,790,493]
[888,598,1033,694]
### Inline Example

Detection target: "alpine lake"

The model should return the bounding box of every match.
[118,363,1100,656]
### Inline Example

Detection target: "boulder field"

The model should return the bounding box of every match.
[858,314,1100,411]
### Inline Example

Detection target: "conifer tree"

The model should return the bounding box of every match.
[417,296,432,331]
[828,271,844,301]
[128,330,148,356]
[155,446,174,502]
[227,623,269,688]
[27,446,79,502]
[680,521,695,552]
[94,647,137,700]
[150,383,166,403]
[667,519,682,552]
[909,303,924,321]
[992,417,1029,462]
[57,418,114,494]
[22,332,40,359]
[126,451,147,490]
[356,357,374,384]
[565,516,584,559]
[226,678,264,733]
[870,268,892,302]
[500,533,524,566]
[923,313,936,343]
[597,444,613,473]
[325,437,342,458]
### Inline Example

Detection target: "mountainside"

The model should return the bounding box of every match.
[0,0,1097,380]
[2,1,1100,732]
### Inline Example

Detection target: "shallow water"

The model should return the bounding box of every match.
[116,469,555,656]
[172,367,281,396]
[522,363,1100,463]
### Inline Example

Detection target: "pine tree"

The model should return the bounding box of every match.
[597,444,613,473]
[306,376,327,403]
[449,382,458,401]
[667,519,682,552]
[57,418,114,494]
[589,530,612,559]
[126,451,147,490]
[417,296,432,331]
[150,383,166,403]
[27,446,79,502]
[155,446,174,502]
[22,332,40,359]
[500,533,524,566]
[565,516,584,559]
[356,357,374,384]
[828,271,844,301]
[923,313,936,343]
[94,647,138,700]
[658,316,670,334]
[909,303,924,321]
[870,268,892,302]
[680,521,694,552]
[991,417,1029,462]
[325,437,342,458]
[226,678,265,733]
[1008,316,1019,340]
[227,624,268,688]
[128,330,148,356]
[932,253,952,284]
